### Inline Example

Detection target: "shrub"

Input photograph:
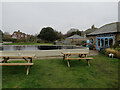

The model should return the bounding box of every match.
[106,48,120,59]
[37,40,45,43]
[15,39,26,43]
[110,44,120,49]
[89,44,95,50]
[81,41,86,44]
[3,38,17,43]
[99,49,106,55]
[115,48,120,52]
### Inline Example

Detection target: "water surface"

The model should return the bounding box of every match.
[1,45,81,51]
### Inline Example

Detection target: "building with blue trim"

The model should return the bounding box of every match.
[86,22,120,50]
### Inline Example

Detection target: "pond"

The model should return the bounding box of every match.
[0,45,82,51]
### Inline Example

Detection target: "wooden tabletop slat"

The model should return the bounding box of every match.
[65,57,93,60]
[61,52,89,55]
[0,63,34,66]
[1,56,34,59]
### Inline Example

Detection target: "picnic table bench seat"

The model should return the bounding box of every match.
[62,52,93,67]
[65,57,93,60]
[0,56,34,75]
[0,63,34,66]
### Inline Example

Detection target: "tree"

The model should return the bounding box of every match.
[26,35,37,43]
[3,32,11,39]
[55,31,64,40]
[65,29,82,38]
[0,30,3,43]
[37,27,58,42]
[91,25,98,30]
[4,32,10,35]
[91,25,95,29]
[70,30,81,36]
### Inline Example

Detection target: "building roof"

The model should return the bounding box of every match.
[87,22,120,36]
[66,35,85,39]
[12,30,27,36]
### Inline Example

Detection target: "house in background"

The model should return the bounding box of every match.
[81,25,98,38]
[64,34,87,45]
[11,30,30,39]
[86,22,120,50]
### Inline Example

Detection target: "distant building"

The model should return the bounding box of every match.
[64,34,87,45]
[86,22,120,50]
[11,30,30,39]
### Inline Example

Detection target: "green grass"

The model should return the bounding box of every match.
[2,43,53,45]
[2,54,119,88]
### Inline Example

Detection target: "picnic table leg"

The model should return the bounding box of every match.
[2,59,5,63]
[28,58,33,67]
[29,58,32,63]
[2,57,9,63]
[26,66,30,75]
[86,59,90,67]
[63,54,65,61]
[78,54,81,61]
[67,60,70,67]
[23,57,28,62]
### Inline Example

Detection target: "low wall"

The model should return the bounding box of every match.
[0,47,89,58]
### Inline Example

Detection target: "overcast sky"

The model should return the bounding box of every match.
[2,2,118,35]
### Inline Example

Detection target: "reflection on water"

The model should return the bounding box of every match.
[1,45,79,51]
[14,46,26,50]
[2,45,39,51]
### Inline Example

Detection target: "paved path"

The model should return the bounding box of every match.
[0,49,99,61]
[89,50,99,56]
[1,48,89,57]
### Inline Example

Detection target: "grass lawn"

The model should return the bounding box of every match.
[2,43,53,45]
[2,54,118,88]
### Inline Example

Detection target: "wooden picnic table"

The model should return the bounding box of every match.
[61,52,93,67]
[0,56,34,75]
[1,56,34,63]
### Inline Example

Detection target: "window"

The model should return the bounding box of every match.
[101,39,104,47]
[105,38,108,47]
[98,39,100,46]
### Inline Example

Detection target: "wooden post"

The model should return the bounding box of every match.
[2,57,9,63]
[23,57,28,62]
[86,59,90,66]
[78,54,81,61]
[63,54,65,61]
[67,60,70,67]
[26,66,29,75]
[29,57,32,63]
